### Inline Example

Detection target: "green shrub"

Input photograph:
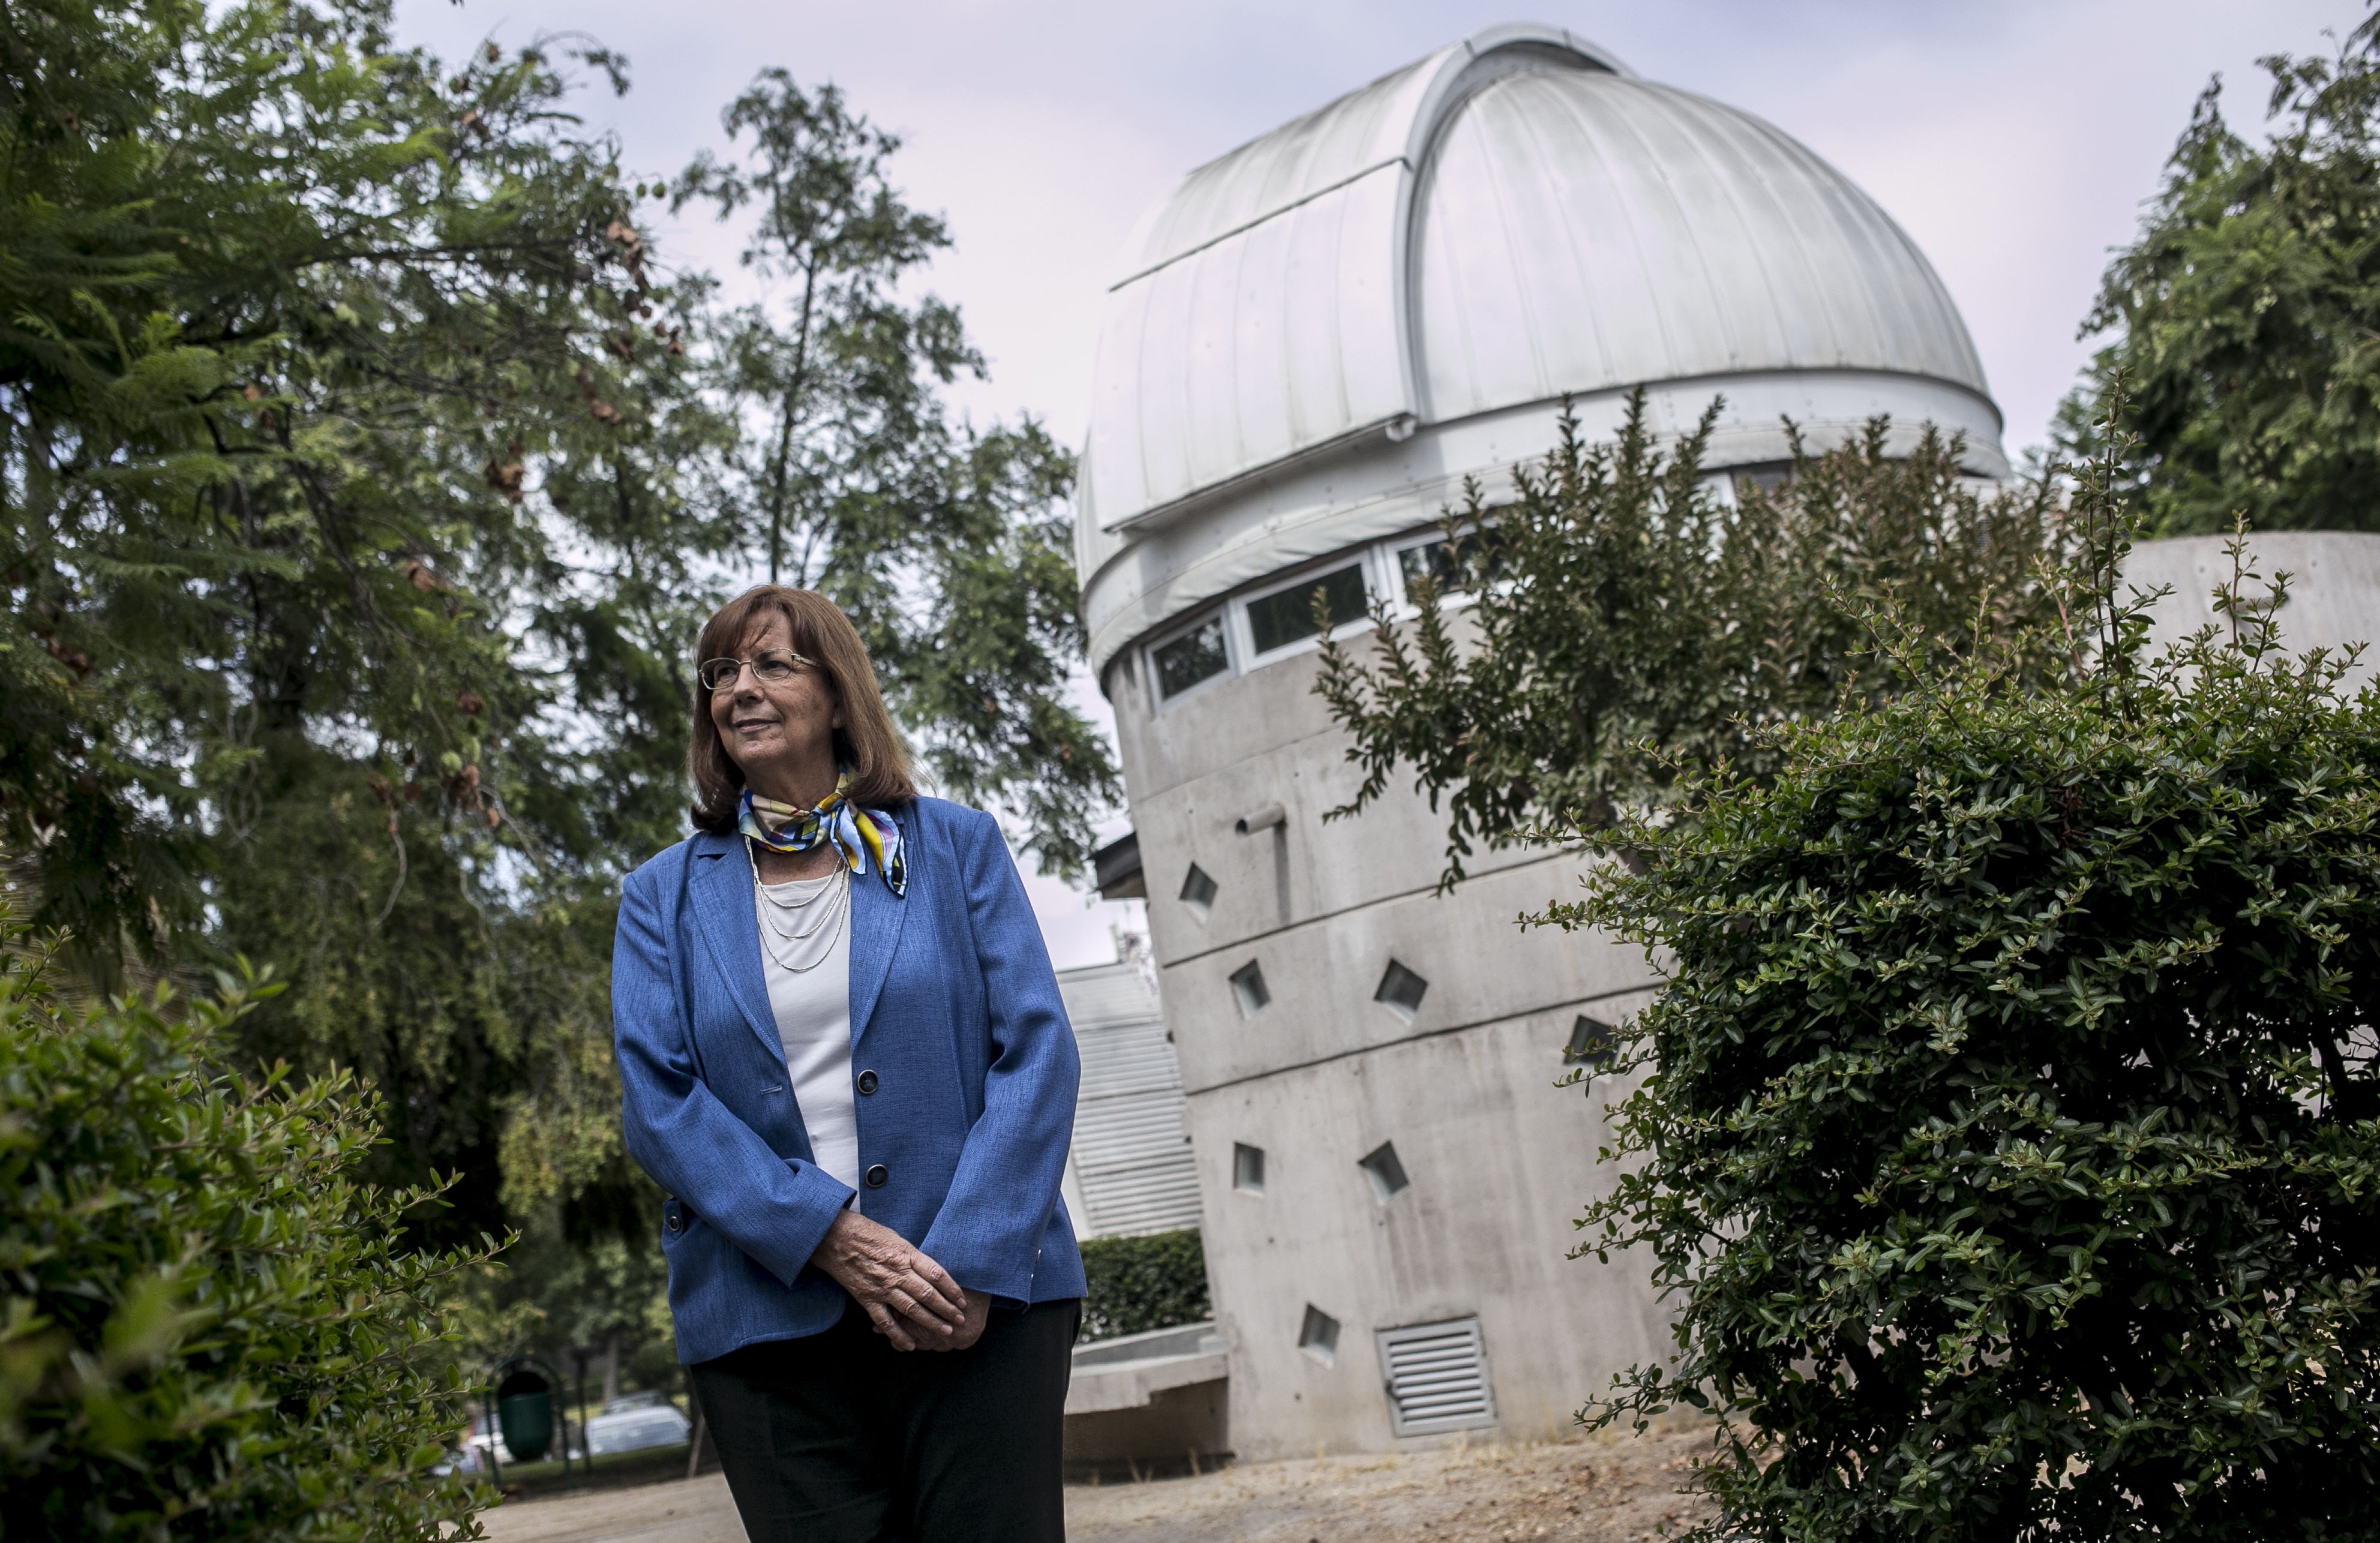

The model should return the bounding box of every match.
[1078,1228,1210,1342]
[1316,391,2072,886]
[0,917,497,1541]
[1570,543,2380,1541]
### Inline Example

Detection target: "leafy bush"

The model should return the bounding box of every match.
[1078,1228,1211,1343]
[1317,391,2071,885]
[0,917,496,1541]
[1571,539,2380,1541]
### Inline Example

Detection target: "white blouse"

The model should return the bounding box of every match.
[751,861,860,1199]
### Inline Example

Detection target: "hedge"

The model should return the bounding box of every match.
[1570,546,2380,1541]
[0,916,496,1541]
[1078,1227,1210,1342]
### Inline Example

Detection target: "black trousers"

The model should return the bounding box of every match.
[691,1297,1080,1543]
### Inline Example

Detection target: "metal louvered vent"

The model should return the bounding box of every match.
[1057,961,1203,1238]
[1376,1317,1495,1436]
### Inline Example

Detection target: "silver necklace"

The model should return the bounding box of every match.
[749,839,850,974]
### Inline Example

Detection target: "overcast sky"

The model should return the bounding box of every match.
[395,0,2369,966]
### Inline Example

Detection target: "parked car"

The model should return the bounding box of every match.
[455,1412,517,1470]
[582,1401,691,1458]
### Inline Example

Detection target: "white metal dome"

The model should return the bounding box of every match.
[1078,24,2007,678]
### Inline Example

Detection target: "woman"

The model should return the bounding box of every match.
[613,586,1085,1542]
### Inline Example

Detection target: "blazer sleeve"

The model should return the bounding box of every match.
[613,860,856,1289]
[917,809,1081,1302]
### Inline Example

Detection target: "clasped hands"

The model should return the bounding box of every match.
[810,1209,989,1352]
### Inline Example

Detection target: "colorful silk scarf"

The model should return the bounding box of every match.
[737,771,908,896]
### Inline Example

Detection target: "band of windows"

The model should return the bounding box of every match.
[1144,529,1472,705]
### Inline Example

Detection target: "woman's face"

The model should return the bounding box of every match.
[709,610,845,800]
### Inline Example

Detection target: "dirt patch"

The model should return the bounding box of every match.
[474,1426,1713,1543]
[1066,1427,1712,1543]
[474,1471,743,1543]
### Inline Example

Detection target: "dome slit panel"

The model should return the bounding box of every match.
[1227,214,1289,477]
[1088,277,1160,526]
[1185,244,1249,492]
[1139,260,1202,512]
[1148,164,1232,274]
[1505,76,1643,395]
[1144,52,1437,273]
[1494,79,1628,395]
[1419,94,1544,419]
[1298,69,1404,198]
[1331,168,1408,439]
[1411,131,1484,422]
[1249,121,1315,218]
[1511,82,1624,394]
[1250,110,1335,230]
[1112,176,1414,520]
[1283,190,1353,448]
[1481,77,1587,407]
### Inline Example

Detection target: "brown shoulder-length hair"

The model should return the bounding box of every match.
[688,586,916,833]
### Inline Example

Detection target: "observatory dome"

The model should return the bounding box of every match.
[1077,24,2007,680]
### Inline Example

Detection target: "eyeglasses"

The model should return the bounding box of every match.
[698,649,815,692]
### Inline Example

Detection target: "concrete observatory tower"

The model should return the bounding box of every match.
[1076,25,2009,1457]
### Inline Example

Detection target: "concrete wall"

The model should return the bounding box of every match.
[2124,532,2380,688]
[1063,1381,1229,1481]
[1113,631,1671,1458]
[1064,1323,1230,1478]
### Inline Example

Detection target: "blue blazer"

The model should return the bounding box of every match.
[613,796,1087,1365]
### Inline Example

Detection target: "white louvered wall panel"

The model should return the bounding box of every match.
[1376,1317,1496,1437]
[1057,962,1203,1238]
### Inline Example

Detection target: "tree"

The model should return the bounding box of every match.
[2,0,1120,1380]
[677,72,1118,875]
[1315,392,2073,885]
[2062,13,2380,535]
[0,0,697,1277]
[1566,499,2380,1539]
[0,912,495,1541]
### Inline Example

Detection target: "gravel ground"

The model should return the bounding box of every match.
[473,1426,1712,1543]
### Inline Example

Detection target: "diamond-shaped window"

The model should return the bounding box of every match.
[1359,1141,1410,1203]
[1375,960,1428,1022]
[1565,1014,1616,1070]
[1298,1304,1341,1365]
[1180,863,1217,920]
[1229,961,1270,1017]
[1233,1143,1265,1194]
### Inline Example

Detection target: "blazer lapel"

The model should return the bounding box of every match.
[847,804,911,1049]
[688,831,785,1065]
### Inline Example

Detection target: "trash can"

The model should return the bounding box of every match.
[495,1364,557,1463]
